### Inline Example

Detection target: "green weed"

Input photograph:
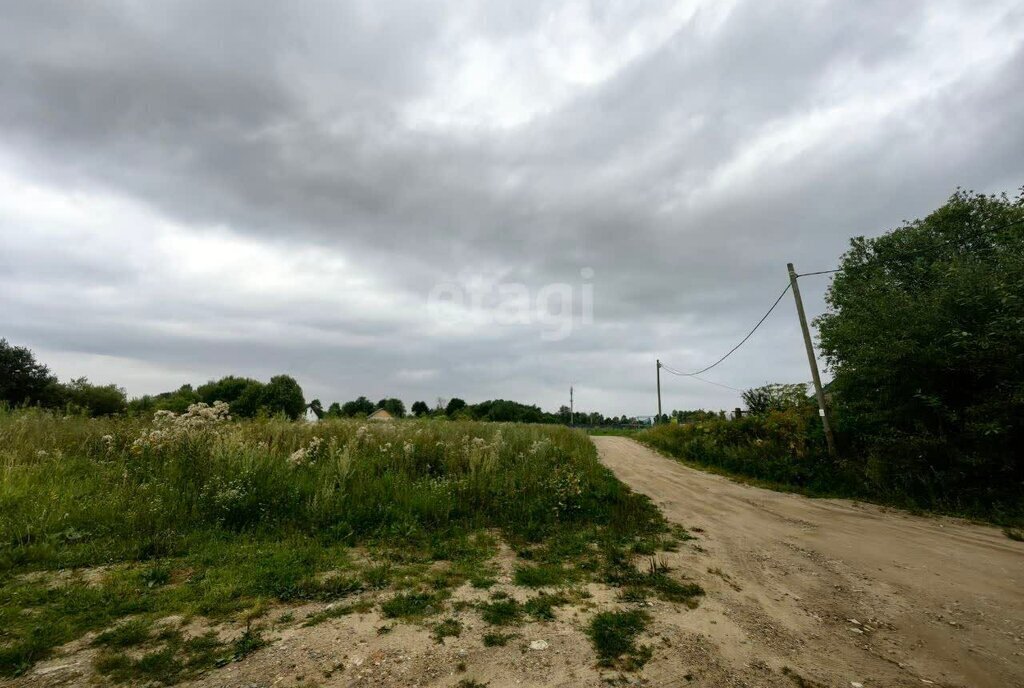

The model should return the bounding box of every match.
[587,609,652,669]
[380,591,445,619]
[482,631,516,647]
[523,593,569,621]
[431,617,462,643]
[477,598,522,626]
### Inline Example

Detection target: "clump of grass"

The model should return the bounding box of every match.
[92,618,154,648]
[482,631,516,647]
[602,551,703,605]
[303,603,357,627]
[362,565,392,590]
[431,618,462,643]
[513,563,574,588]
[230,624,266,661]
[93,628,233,684]
[477,598,522,626]
[523,593,569,621]
[587,610,652,670]
[1004,528,1024,542]
[318,573,363,599]
[140,565,172,588]
[380,591,445,619]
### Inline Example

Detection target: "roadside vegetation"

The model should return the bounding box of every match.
[643,189,1024,526]
[0,409,692,680]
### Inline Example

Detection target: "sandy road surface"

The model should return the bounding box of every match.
[594,436,1024,688]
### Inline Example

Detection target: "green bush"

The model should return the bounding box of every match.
[639,407,849,492]
[817,188,1024,517]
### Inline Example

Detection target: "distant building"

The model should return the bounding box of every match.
[368,408,393,421]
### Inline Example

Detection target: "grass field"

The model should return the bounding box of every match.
[0,406,693,680]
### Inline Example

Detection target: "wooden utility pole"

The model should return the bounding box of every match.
[787,263,838,458]
[656,359,662,422]
[569,386,574,427]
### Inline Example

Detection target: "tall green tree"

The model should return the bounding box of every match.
[0,339,58,407]
[817,188,1024,511]
[376,398,406,418]
[445,397,467,417]
[261,375,306,420]
[341,396,375,417]
[410,400,430,417]
[742,383,810,416]
[60,377,128,417]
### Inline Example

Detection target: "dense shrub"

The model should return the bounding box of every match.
[639,407,851,493]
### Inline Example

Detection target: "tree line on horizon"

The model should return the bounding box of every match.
[0,342,658,426]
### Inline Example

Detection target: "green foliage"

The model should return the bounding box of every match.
[523,592,569,621]
[602,549,703,604]
[196,376,260,410]
[92,626,241,685]
[376,398,406,418]
[513,563,574,588]
[482,631,515,647]
[670,409,723,423]
[59,377,128,416]
[431,617,462,643]
[477,598,522,626]
[380,591,445,619]
[445,398,467,416]
[0,413,666,676]
[230,624,266,660]
[0,339,59,407]
[261,375,306,420]
[411,401,430,417]
[92,618,154,648]
[587,609,652,669]
[817,188,1024,515]
[742,383,810,416]
[341,395,375,417]
[640,408,844,491]
[144,384,200,414]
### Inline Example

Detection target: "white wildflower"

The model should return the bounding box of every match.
[288,447,308,466]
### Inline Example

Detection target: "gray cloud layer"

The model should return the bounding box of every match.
[1,0,1022,415]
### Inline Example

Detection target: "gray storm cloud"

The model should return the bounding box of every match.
[1,0,1022,415]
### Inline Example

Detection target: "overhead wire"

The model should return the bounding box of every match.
[657,214,1023,399]
[660,282,792,377]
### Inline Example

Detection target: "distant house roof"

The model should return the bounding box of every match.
[368,408,393,421]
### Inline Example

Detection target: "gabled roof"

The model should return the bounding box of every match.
[368,408,393,420]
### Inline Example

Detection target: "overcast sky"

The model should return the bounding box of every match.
[1,1,1022,417]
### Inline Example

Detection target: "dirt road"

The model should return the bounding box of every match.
[594,436,1024,688]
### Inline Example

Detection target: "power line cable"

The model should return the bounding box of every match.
[661,282,791,377]
[688,375,744,392]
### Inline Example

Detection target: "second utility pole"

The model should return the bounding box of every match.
[656,359,662,422]
[787,263,838,458]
